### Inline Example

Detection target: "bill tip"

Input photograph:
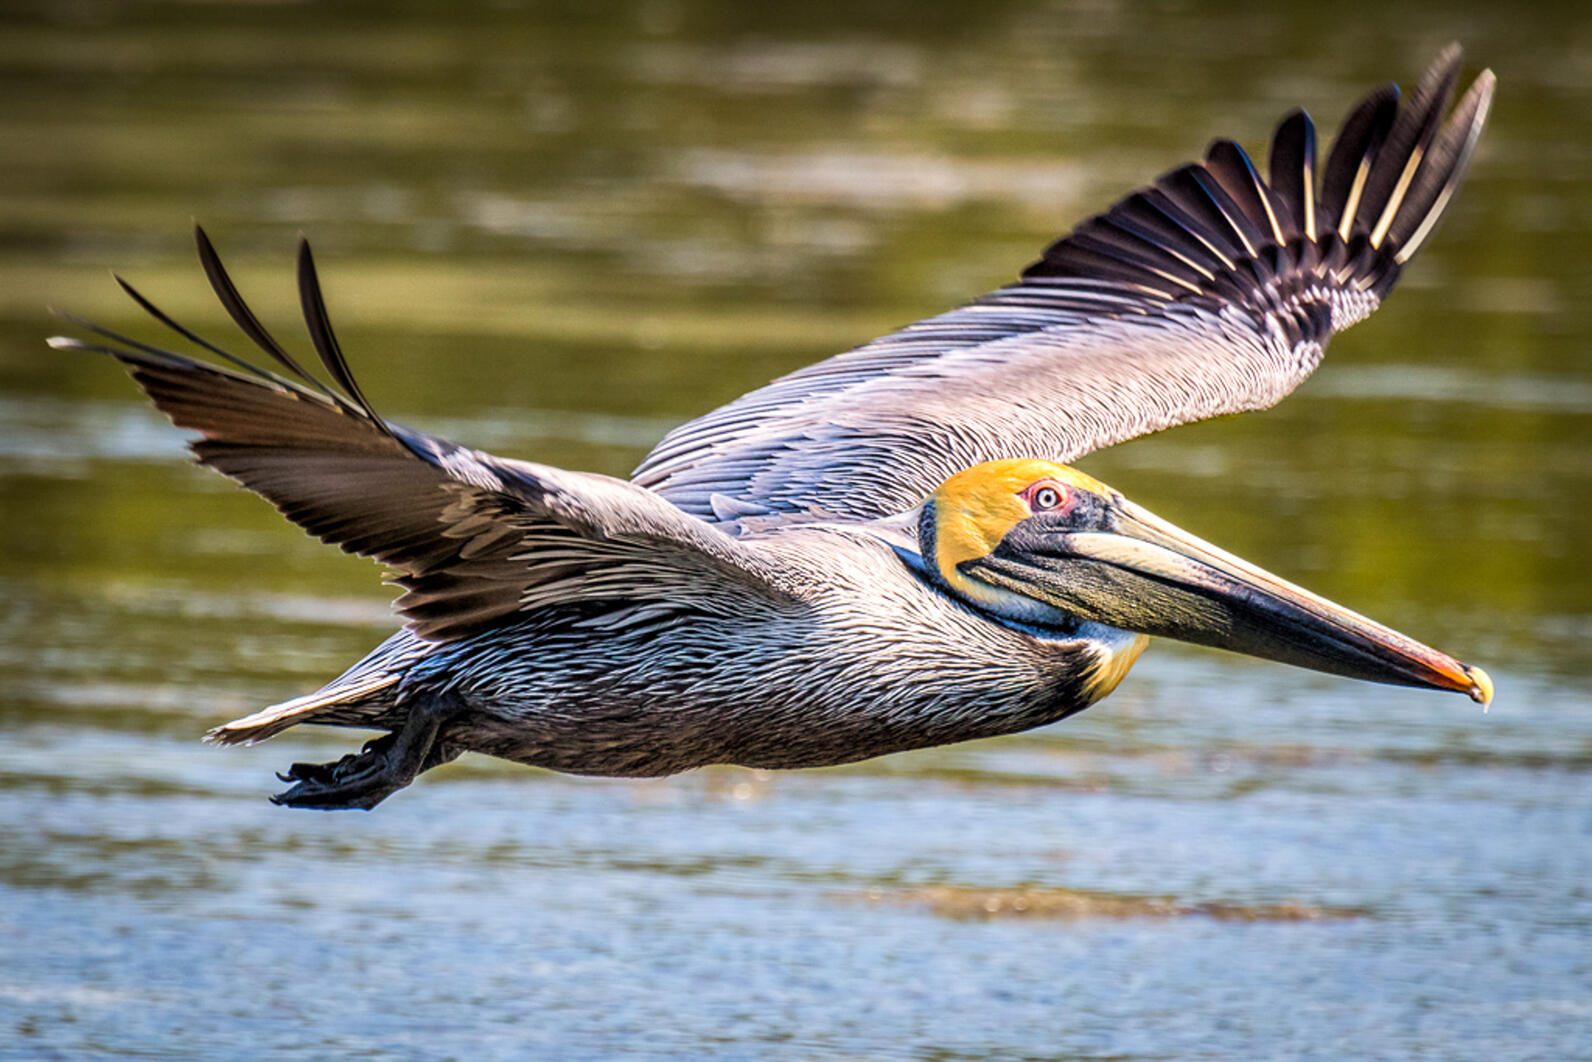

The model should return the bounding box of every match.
[1464,664,1494,710]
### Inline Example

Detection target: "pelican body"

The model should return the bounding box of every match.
[334,515,1122,779]
[56,49,1496,809]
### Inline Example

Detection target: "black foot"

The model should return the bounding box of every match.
[270,702,452,810]
[276,735,396,790]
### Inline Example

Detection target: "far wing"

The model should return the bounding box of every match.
[634,47,1494,523]
[54,229,794,642]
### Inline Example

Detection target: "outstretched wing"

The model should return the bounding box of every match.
[52,229,794,642]
[633,47,1494,524]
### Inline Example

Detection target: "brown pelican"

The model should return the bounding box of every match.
[53,47,1496,809]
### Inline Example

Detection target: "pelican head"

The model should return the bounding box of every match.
[911,458,1492,705]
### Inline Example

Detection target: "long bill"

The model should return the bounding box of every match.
[964,500,1494,706]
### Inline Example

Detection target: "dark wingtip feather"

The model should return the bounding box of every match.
[294,238,396,441]
[1427,42,1464,81]
[1267,109,1317,241]
[194,225,335,397]
[1319,82,1400,240]
[1356,47,1462,245]
[111,272,293,388]
[1390,66,1495,263]
[1154,164,1260,262]
[1204,138,1287,246]
[52,308,233,376]
[1016,48,1491,342]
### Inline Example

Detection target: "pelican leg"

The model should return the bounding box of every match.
[270,691,461,810]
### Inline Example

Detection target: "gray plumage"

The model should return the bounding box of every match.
[51,48,1494,809]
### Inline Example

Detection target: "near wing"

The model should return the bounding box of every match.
[633,47,1494,524]
[52,229,794,642]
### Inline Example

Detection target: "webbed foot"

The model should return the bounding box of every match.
[270,698,456,810]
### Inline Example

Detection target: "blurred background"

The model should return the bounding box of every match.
[1,2,1588,1059]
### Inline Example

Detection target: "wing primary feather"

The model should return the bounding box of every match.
[1154,165,1253,261]
[1192,165,1266,256]
[54,311,228,372]
[1320,83,1400,240]
[1206,139,1287,247]
[1362,45,1462,246]
[1071,219,1207,292]
[294,238,399,443]
[1268,109,1318,242]
[51,312,335,414]
[1025,186,1232,280]
[1103,196,1221,279]
[111,273,302,390]
[1367,143,1426,249]
[1137,185,1241,269]
[1031,238,1185,298]
[1392,69,1495,264]
[193,225,336,397]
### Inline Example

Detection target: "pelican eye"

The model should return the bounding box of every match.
[1022,480,1070,513]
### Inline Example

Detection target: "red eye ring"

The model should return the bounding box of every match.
[1022,480,1069,513]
